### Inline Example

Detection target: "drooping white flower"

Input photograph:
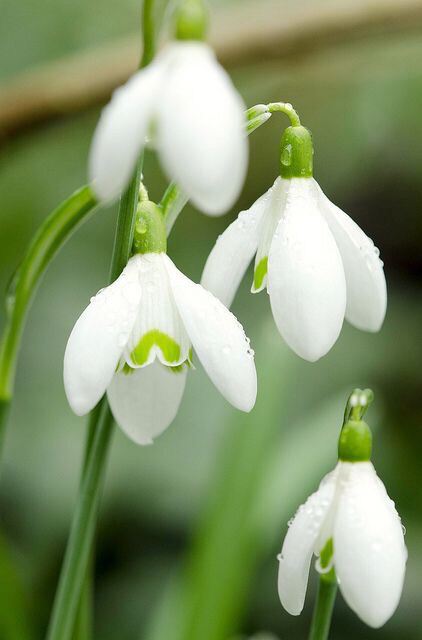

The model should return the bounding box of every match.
[201,175,387,362]
[277,460,407,628]
[89,41,247,215]
[64,252,257,445]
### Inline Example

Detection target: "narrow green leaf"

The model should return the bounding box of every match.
[0,185,97,405]
[0,532,32,640]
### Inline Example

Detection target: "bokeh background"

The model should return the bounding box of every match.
[0,0,421,638]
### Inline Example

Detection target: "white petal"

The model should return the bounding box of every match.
[201,189,270,307]
[107,362,187,445]
[252,177,287,293]
[316,182,387,332]
[124,253,190,368]
[156,42,247,215]
[89,61,163,201]
[268,179,346,362]
[278,470,337,616]
[164,256,257,412]
[64,257,142,415]
[334,462,407,628]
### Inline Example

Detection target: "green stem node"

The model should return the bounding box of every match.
[338,388,374,462]
[338,419,372,462]
[133,200,167,254]
[279,125,313,179]
[174,0,208,41]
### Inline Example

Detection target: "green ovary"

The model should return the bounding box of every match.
[131,330,181,366]
[253,256,268,290]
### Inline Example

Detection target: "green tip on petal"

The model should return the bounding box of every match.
[319,538,333,568]
[253,257,268,291]
[174,0,208,41]
[131,330,181,366]
[279,125,313,179]
[133,201,167,255]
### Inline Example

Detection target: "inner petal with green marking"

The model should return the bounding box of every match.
[253,256,268,291]
[131,329,182,366]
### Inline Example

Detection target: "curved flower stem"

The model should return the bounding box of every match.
[309,570,338,640]
[0,186,98,454]
[267,102,301,126]
[245,101,301,132]
[159,182,189,234]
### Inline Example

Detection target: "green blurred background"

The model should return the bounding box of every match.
[0,0,421,638]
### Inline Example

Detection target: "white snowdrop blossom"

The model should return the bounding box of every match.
[64,253,257,445]
[89,41,248,215]
[278,461,407,628]
[202,176,387,361]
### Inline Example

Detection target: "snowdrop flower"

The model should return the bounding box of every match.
[278,390,407,628]
[89,2,247,216]
[202,124,387,361]
[64,201,256,445]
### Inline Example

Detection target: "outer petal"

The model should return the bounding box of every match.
[124,253,190,368]
[316,181,387,332]
[278,470,337,615]
[156,42,247,215]
[89,61,163,201]
[64,257,142,415]
[107,362,187,445]
[252,177,288,293]
[201,189,271,307]
[164,256,257,412]
[268,179,346,362]
[334,462,407,628]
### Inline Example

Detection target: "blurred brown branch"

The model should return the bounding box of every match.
[1,0,422,138]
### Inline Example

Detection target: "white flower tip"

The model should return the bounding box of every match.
[277,568,304,616]
[64,383,93,417]
[232,382,257,413]
[89,176,118,204]
[130,435,154,447]
[290,340,333,363]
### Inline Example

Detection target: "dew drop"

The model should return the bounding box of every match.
[277,553,284,562]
